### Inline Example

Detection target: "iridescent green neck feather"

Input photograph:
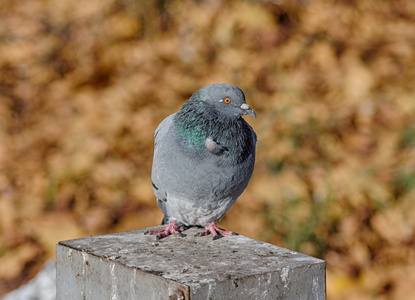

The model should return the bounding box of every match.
[174,93,254,164]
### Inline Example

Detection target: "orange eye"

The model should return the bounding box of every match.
[224,97,231,104]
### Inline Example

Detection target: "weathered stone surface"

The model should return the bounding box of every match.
[57,226,325,299]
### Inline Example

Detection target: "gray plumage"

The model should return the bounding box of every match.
[150,83,256,237]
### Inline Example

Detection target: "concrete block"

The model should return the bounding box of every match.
[56,226,325,300]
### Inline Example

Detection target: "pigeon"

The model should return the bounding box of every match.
[145,83,257,240]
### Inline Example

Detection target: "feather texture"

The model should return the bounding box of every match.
[151,83,256,227]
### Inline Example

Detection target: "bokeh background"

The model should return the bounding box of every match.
[1,0,415,299]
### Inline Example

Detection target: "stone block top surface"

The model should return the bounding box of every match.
[59,226,324,286]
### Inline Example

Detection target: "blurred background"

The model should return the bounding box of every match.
[1,0,415,299]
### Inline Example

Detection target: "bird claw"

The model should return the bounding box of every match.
[145,220,185,240]
[196,223,237,240]
[155,231,186,240]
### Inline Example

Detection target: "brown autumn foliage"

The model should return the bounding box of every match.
[1,0,415,298]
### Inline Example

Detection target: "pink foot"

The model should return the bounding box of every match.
[144,220,185,240]
[196,223,237,240]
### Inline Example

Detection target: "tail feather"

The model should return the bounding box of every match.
[161,214,169,225]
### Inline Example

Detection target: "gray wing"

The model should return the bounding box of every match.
[151,113,176,223]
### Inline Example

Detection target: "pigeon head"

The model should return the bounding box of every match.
[175,83,256,159]
[187,83,256,119]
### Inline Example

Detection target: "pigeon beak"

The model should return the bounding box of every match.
[240,103,257,118]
